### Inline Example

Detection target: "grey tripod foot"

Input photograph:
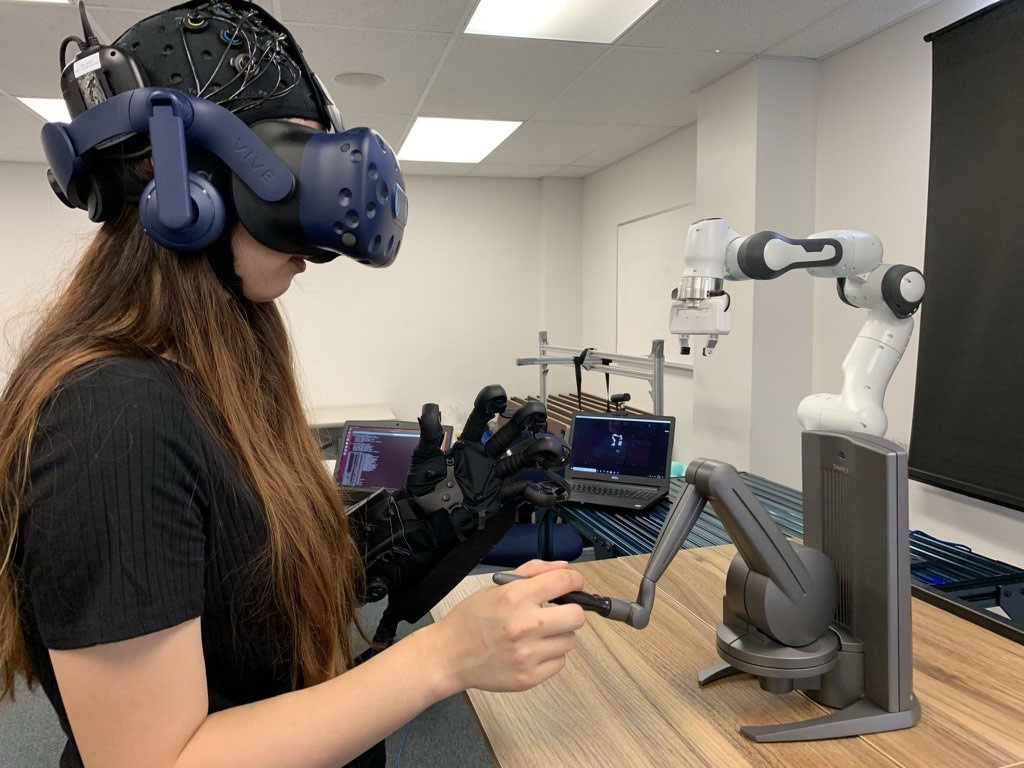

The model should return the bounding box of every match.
[740,695,921,743]
[697,662,744,686]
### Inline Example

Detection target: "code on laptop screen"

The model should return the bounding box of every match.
[336,425,448,490]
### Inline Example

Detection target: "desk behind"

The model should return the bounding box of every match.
[553,474,803,559]
[553,474,1024,641]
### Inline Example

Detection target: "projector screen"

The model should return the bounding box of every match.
[910,0,1024,512]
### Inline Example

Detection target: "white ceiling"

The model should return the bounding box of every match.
[0,0,939,176]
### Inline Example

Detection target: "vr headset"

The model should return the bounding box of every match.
[42,1,408,266]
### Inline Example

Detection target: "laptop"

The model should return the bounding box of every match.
[334,420,454,500]
[566,412,675,513]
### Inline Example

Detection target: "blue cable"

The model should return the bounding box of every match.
[395,720,414,768]
[910,529,973,553]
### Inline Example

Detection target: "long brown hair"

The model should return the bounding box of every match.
[0,204,364,697]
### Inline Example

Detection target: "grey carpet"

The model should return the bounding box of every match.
[360,598,494,768]
[0,678,64,768]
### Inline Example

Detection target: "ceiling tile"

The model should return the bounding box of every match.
[470,164,563,178]
[420,36,607,121]
[0,97,48,163]
[619,0,848,54]
[550,165,597,178]
[483,121,629,166]
[340,113,410,148]
[289,23,450,114]
[0,4,229,97]
[87,4,277,39]
[643,92,699,127]
[0,2,88,95]
[400,161,473,176]
[575,124,676,169]
[88,8,155,39]
[85,0,273,11]
[279,0,475,33]
[533,46,746,125]
[766,0,936,59]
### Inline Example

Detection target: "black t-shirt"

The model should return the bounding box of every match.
[14,357,384,768]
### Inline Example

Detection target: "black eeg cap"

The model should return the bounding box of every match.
[52,1,349,290]
[113,0,329,127]
[57,0,337,211]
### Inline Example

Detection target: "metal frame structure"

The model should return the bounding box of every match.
[516,331,666,415]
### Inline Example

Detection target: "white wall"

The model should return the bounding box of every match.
[579,126,697,453]
[690,59,817,488]
[283,174,583,422]
[616,205,697,462]
[814,0,1024,566]
[0,164,577,429]
[0,163,95,386]
[533,177,586,402]
[690,62,759,471]
[582,126,697,352]
[749,59,817,488]
[540,178,583,346]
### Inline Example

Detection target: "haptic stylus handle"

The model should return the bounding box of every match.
[491,572,615,617]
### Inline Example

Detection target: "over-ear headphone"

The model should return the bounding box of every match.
[51,0,318,242]
[53,2,237,249]
[133,97,227,250]
[44,88,294,251]
[137,164,227,251]
[47,143,227,251]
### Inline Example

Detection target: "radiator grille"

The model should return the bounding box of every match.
[823,468,853,629]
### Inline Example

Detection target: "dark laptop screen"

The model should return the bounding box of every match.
[569,415,672,480]
[336,424,448,490]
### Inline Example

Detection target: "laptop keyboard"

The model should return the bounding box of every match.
[570,482,657,501]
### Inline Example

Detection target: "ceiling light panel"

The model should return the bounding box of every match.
[17,97,71,123]
[465,0,660,44]
[398,117,521,163]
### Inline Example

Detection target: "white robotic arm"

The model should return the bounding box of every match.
[669,217,925,436]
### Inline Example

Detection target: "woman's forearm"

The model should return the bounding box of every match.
[175,623,456,768]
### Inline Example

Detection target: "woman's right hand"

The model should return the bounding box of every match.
[427,559,586,694]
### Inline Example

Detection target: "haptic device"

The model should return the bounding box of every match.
[499,430,920,742]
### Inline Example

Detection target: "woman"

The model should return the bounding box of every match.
[0,3,585,767]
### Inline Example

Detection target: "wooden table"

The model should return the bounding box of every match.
[431,546,1024,768]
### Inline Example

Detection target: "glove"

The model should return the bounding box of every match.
[349,385,571,645]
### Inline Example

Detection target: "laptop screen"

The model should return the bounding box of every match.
[569,414,673,480]
[335,424,449,490]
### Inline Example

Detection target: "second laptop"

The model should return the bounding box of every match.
[566,412,675,513]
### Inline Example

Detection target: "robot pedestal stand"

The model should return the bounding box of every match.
[541,430,921,743]
[696,431,920,742]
